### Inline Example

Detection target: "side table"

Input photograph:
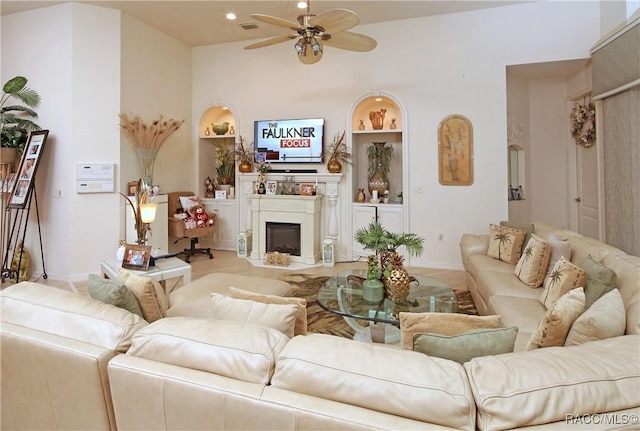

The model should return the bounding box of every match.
[101,257,192,294]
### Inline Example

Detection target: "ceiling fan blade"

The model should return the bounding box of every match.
[244,35,296,50]
[308,9,359,34]
[251,14,302,32]
[323,31,377,52]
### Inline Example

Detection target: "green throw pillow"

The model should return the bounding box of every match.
[413,326,519,364]
[500,221,534,253]
[579,256,617,309]
[88,273,143,318]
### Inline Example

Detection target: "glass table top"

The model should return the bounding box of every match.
[317,269,457,325]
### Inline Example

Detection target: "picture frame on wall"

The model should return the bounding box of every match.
[121,244,152,271]
[437,115,474,186]
[8,130,49,209]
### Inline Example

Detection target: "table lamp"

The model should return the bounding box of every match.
[139,202,158,245]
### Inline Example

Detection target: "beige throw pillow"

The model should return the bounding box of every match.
[210,293,298,338]
[514,234,551,288]
[500,221,534,254]
[487,224,526,264]
[540,256,586,309]
[565,289,626,346]
[545,234,572,278]
[399,312,503,350]
[228,286,307,335]
[526,287,585,350]
[117,270,168,322]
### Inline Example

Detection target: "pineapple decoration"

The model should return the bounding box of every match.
[354,221,425,303]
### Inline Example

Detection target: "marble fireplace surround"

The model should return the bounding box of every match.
[248,195,323,264]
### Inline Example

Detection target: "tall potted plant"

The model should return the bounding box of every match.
[354,220,424,303]
[214,141,235,191]
[366,142,393,197]
[0,76,41,163]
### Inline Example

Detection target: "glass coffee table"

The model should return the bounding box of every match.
[317,269,457,343]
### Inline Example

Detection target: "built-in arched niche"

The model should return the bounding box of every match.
[508,144,525,200]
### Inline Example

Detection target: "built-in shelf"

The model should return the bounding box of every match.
[352,130,402,135]
[199,134,237,139]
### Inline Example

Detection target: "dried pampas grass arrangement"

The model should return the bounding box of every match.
[119,113,185,150]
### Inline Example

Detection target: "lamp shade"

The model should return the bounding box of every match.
[140,203,158,223]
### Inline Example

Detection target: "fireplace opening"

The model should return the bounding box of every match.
[266,222,301,256]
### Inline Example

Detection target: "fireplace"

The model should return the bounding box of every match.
[249,195,323,264]
[266,222,301,256]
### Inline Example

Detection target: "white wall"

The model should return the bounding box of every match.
[2,3,121,281]
[192,1,601,269]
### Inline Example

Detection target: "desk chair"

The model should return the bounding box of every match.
[167,191,216,263]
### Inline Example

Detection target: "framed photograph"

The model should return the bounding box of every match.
[300,183,315,196]
[265,180,277,195]
[121,244,152,271]
[438,115,474,186]
[215,190,227,199]
[294,182,301,195]
[8,130,49,209]
[127,181,138,196]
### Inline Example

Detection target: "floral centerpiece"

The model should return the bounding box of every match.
[354,220,424,303]
[233,136,255,173]
[119,113,184,185]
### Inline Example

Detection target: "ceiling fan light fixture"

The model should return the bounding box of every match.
[295,38,306,54]
[297,2,307,9]
[310,38,322,54]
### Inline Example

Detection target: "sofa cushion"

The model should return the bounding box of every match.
[527,287,585,350]
[228,286,307,336]
[565,288,626,346]
[545,233,572,278]
[87,273,143,318]
[399,312,503,350]
[271,333,476,431]
[487,224,525,264]
[488,295,544,351]
[465,335,640,431]
[210,293,298,337]
[540,256,586,309]
[500,220,534,253]
[167,273,292,318]
[514,234,550,288]
[118,270,168,322]
[580,255,618,309]
[413,326,518,364]
[126,317,288,384]
[1,282,147,352]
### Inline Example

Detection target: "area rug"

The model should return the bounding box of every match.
[278,273,478,339]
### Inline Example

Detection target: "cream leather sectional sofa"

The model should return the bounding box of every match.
[2,222,639,430]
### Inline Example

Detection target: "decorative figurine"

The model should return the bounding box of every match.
[390,118,397,129]
[205,127,211,136]
[205,177,214,198]
[358,119,365,130]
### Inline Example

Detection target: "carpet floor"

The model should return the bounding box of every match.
[278,273,478,339]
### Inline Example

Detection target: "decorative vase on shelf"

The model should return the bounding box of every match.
[358,119,365,130]
[390,119,397,129]
[369,109,386,130]
[356,188,366,203]
[136,148,158,186]
[211,122,230,135]
[238,158,252,173]
[327,157,342,173]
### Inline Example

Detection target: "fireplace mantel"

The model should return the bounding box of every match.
[248,195,323,264]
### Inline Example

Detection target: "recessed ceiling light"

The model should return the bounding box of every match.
[226,12,236,20]
[297,2,307,9]
[375,97,382,102]
[222,107,228,110]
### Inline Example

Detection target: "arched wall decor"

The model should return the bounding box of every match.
[438,114,474,186]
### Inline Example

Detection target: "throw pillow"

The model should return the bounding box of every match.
[413,326,519,364]
[514,234,551,288]
[579,255,618,309]
[500,221,534,254]
[210,293,298,338]
[179,195,200,212]
[539,256,586,309]
[487,224,526,264]
[526,287,585,350]
[117,270,168,322]
[565,289,626,346]
[228,286,307,336]
[399,312,503,350]
[545,234,572,278]
[87,273,143,318]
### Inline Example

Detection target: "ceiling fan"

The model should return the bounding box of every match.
[243,2,377,64]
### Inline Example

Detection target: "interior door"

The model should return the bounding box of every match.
[575,143,601,240]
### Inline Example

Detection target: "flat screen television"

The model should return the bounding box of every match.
[254,118,324,163]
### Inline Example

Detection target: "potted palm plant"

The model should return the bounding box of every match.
[354,220,424,303]
[1,76,41,163]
